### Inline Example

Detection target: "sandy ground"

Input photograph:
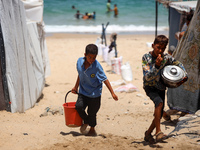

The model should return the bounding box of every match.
[0,33,199,150]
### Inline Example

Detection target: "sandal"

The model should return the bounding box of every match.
[156,131,168,142]
[144,131,155,144]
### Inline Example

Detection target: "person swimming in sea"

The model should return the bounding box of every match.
[75,10,83,19]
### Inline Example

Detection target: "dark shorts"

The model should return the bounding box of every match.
[75,94,101,127]
[144,86,165,117]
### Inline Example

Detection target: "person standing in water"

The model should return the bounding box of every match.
[106,0,112,13]
[113,4,118,17]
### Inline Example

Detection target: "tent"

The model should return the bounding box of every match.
[0,0,50,113]
[168,1,197,48]
[167,0,200,113]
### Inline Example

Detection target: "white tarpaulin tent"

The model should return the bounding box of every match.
[169,1,197,13]
[168,1,197,49]
[22,0,51,78]
[22,0,44,22]
[0,0,50,113]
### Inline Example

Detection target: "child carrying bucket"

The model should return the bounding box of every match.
[72,44,118,136]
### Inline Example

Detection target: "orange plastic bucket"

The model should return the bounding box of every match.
[63,91,83,127]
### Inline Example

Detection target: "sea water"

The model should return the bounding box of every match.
[43,0,169,34]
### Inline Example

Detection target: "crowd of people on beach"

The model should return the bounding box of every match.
[72,5,96,20]
[72,0,118,20]
[74,10,96,20]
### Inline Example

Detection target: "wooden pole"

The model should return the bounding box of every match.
[155,0,158,37]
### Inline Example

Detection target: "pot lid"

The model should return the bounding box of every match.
[161,65,185,82]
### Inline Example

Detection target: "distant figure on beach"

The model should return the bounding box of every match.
[106,0,112,13]
[142,35,187,144]
[92,11,96,19]
[75,10,83,19]
[175,12,193,40]
[72,5,76,9]
[179,10,193,31]
[87,13,93,19]
[113,4,118,17]
[108,33,117,53]
[82,12,96,20]
[72,44,118,136]
[82,12,89,20]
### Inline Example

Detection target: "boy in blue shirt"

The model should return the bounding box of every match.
[142,35,187,143]
[72,44,118,136]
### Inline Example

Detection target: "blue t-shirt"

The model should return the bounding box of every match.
[77,57,107,98]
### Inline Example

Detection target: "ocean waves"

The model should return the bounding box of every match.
[44,24,168,34]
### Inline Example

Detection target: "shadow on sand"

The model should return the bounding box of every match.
[60,131,83,137]
[131,140,168,148]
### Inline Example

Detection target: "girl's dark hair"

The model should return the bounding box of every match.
[153,35,168,46]
[85,44,98,55]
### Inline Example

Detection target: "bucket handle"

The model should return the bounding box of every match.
[65,90,79,103]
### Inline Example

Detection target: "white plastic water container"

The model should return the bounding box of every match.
[97,44,105,56]
[102,46,115,65]
[121,62,133,81]
[102,46,109,62]
[146,42,153,48]
[95,37,102,46]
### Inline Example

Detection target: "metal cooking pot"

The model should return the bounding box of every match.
[161,65,186,88]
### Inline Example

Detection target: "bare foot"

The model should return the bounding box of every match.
[144,131,155,144]
[80,124,88,134]
[163,111,171,121]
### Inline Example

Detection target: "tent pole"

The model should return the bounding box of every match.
[155,0,158,37]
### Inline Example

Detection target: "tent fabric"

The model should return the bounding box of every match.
[167,0,200,114]
[0,25,7,110]
[37,22,51,78]
[169,1,197,13]
[0,24,7,111]
[22,0,51,78]
[168,7,181,50]
[21,0,43,22]
[0,0,50,113]
[168,1,197,49]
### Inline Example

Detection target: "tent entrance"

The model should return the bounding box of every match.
[0,60,6,110]
[0,24,11,111]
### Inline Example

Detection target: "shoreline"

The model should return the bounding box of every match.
[45,30,169,37]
